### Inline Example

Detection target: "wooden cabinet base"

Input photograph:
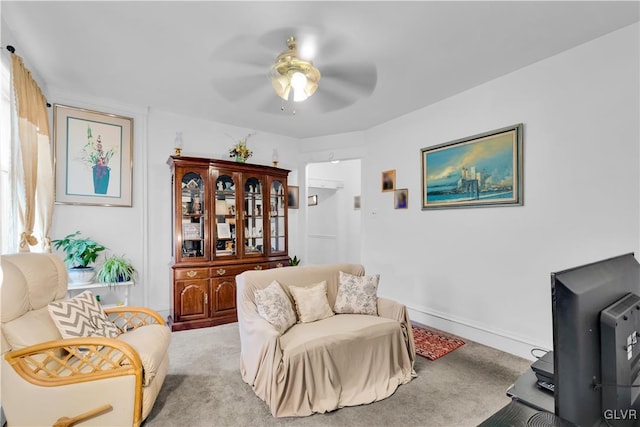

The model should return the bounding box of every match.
[168,313,238,332]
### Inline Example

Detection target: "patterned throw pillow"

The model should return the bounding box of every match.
[48,290,121,339]
[334,271,379,315]
[288,281,335,323]
[254,281,297,334]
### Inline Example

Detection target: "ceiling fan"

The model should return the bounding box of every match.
[269,36,321,103]
[211,28,378,114]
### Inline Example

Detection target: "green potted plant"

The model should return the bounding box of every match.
[52,231,106,284]
[289,255,301,266]
[97,254,137,284]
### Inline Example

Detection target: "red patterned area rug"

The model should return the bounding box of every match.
[412,324,465,361]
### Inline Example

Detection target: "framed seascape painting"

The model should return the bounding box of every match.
[421,124,523,210]
[54,104,133,206]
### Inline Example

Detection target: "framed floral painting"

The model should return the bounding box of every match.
[53,104,133,206]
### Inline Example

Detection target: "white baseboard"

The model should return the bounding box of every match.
[407,305,548,361]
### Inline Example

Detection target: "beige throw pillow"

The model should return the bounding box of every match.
[48,290,121,339]
[334,271,379,315]
[254,280,297,334]
[288,281,335,323]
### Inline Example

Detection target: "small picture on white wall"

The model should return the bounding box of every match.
[354,195,361,210]
[394,189,408,209]
[382,170,396,192]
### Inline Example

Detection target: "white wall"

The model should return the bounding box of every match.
[15,20,638,360]
[360,23,640,359]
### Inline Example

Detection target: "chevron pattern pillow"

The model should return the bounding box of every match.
[48,290,121,339]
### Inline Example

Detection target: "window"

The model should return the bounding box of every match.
[0,51,16,254]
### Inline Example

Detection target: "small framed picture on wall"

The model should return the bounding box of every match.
[382,169,396,192]
[287,185,299,209]
[394,189,408,209]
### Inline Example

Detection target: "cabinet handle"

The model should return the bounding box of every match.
[187,270,197,278]
[204,293,208,304]
[276,263,283,268]
[216,268,226,275]
[254,265,263,270]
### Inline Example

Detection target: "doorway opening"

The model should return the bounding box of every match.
[305,159,362,265]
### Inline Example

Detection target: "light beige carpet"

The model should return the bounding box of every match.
[144,322,531,427]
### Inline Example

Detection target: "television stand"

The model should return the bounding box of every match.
[481,368,615,426]
[507,368,555,412]
[478,400,573,427]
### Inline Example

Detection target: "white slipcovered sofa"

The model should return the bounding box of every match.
[237,263,416,417]
[1,253,170,426]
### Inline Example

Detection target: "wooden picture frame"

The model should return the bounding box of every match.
[421,124,523,210]
[53,104,133,206]
[382,169,396,192]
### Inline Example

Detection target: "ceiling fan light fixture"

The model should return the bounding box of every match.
[290,71,307,90]
[270,36,321,103]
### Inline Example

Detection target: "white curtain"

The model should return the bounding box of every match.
[11,53,53,252]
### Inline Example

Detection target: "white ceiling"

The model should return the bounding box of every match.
[2,1,639,139]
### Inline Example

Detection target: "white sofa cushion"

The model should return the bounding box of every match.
[288,281,334,323]
[334,271,379,315]
[254,281,296,334]
[48,291,121,339]
[2,306,62,351]
[117,324,171,386]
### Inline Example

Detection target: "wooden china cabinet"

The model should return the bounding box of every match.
[167,156,290,331]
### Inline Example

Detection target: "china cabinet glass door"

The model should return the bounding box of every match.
[269,179,287,255]
[243,175,265,257]
[180,170,207,260]
[214,173,237,258]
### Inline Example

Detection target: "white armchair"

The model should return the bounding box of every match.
[1,253,170,426]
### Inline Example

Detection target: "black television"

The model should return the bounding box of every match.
[551,253,640,426]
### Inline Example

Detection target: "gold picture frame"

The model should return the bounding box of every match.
[382,169,396,192]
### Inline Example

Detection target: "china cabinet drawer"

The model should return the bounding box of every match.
[175,268,209,280]
[210,263,270,277]
[268,261,288,269]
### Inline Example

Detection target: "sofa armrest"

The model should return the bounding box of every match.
[105,306,165,331]
[4,337,143,387]
[237,292,283,391]
[377,297,416,371]
[4,337,144,426]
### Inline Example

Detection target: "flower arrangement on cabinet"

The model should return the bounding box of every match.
[228,132,255,162]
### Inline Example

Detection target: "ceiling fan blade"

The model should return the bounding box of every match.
[320,63,378,98]
[212,73,268,102]
[212,34,274,69]
[309,85,360,113]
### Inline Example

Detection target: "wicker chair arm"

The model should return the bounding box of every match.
[105,306,166,331]
[4,337,143,387]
